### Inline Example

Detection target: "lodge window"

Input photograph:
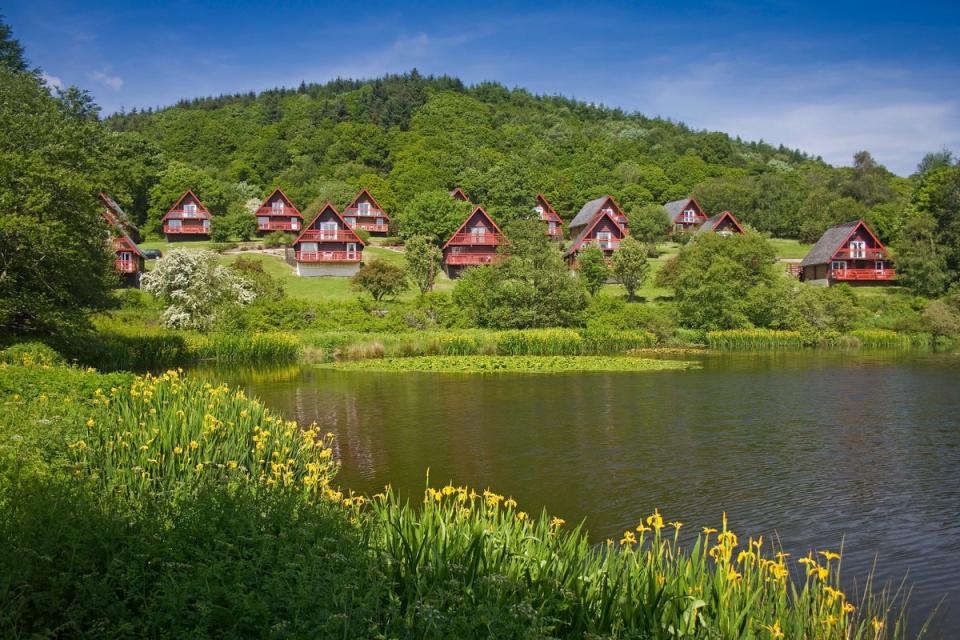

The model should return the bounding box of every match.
[320,221,338,238]
[683,209,696,222]
[850,240,866,259]
[831,260,847,271]
[359,201,370,215]
[290,218,299,229]
[535,205,545,219]
[183,203,197,217]
[272,200,284,212]
[471,225,486,237]
[596,231,612,249]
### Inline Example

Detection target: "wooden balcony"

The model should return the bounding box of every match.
[833,248,887,260]
[257,220,301,232]
[445,253,502,266]
[829,268,896,281]
[344,208,386,218]
[446,231,505,246]
[354,222,390,233]
[546,225,563,238]
[256,206,300,217]
[166,209,209,219]
[295,250,362,263]
[115,259,139,273]
[585,240,621,252]
[296,229,357,242]
[164,223,209,235]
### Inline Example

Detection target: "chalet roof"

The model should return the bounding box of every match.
[449,187,469,201]
[98,192,139,233]
[443,206,504,249]
[163,190,210,220]
[294,202,366,246]
[344,188,389,219]
[535,193,562,222]
[663,196,705,220]
[697,211,743,235]
[259,187,302,218]
[101,212,144,257]
[564,209,624,257]
[800,220,864,267]
[569,197,608,230]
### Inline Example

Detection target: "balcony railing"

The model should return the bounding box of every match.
[829,268,897,281]
[546,227,563,237]
[296,229,357,242]
[257,220,300,231]
[833,248,887,260]
[256,206,300,217]
[166,209,209,219]
[164,223,210,234]
[343,208,386,218]
[677,216,707,225]
[115,259,139,273]
[446,231,505,246]
[295,250,362,263]
[354,222,390,233]
[587,240,620,251]
[444,253,502,266]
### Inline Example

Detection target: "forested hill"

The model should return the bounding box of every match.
[105,70,909,242]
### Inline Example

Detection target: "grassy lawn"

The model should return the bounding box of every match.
[769,238,812,259]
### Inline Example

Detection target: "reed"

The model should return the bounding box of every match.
[707,329,806,350]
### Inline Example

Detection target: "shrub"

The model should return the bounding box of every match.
[262,231,295,248]
[351,260,408,301]
[0,341,63,366]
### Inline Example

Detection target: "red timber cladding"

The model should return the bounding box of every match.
[162,190,211,236]
[449,187,470,202]
[673,197,707,228]
[565,210,626,264]
[827,220,894,282]
[597,196,628,229]
[342,189,390,234]
[112,235,144,274]
[442,207,505,267]
[293,203,365,263]
[255,188,303,233]
[535,193,563,238]
[712,211,744,235]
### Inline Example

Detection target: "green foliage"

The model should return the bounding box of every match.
[0,14,29,73]
[611,237,650,301]
[327,354,684,373]
[0,341,63,366]
[626,203,671,247]
[229,255,286,302]
[398,189,472,242]
[146,161,231,236]
[350,259,408,301]
[673,232,779,330]
[261,230,295,247]
[895,214,951,297]
[0,67,114,340]
[908,165,960,289]
[452,220,588,328]
[576,245,609,296]
[404,234,443,294]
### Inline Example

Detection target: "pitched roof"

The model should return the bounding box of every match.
[663,196,704,221]
[697,210,744,235]
[294,202,366,246]
[564,209,625,257]
[345,188,389,220]
[162,189,210,220]
[535,193,562,222]
[569,197,608,229]
[100,211,144,257]
[800,220,865,267]
[442,206,504,249]
[449,187,469,202]
[259,187,302,218]
[98,192,139,233]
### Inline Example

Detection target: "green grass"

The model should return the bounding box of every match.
[320,354,693,373]
[769,238,813,259]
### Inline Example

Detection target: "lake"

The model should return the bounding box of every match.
[197,351,960,636]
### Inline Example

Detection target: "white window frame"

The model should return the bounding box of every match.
[831,260,847,271]
[358,201,371,215]
[850,240,866,259]
[272,200,284,212]
[346,242,358,258]
[183,203,197,217]
[683,209,696,223]
[320,221,338,238]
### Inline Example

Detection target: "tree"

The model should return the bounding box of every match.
[350,260,408,301]
[229,256,286,302]
[915,148,955,177]
[0,15,28,73]
[611,237,650,301]
[141,250,256,329]
[398,190,472,243]
[626,204,670,249]
[0,67,114,338]
[147,161,231,236]
[895,214,950,297]
[452,220,587,328]
[576,245,608,296]
[404,235,442,294]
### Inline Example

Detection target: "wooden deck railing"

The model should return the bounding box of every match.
[115,259,139,273]
[257,220,300,231]
[829,268,896,281]
[296,230,358,242]
[446,231,505,246]
[832,248,887,260]
[444,253,502,266]
[343,208,386,218]
[164,223,209,234]
[256,206,300,217]
[354,222,390,233]
[165,209,209,218]
[295,250,362,263]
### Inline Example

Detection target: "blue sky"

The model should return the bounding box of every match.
[7,0,960,175]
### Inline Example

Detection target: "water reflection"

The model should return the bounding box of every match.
[194,351,960,636]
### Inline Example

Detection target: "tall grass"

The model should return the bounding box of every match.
[707,329,806,350]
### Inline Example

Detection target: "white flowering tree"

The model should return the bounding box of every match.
[141,249,256,329]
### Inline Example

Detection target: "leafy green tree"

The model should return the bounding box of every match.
[0,15,28,73]
[229,256,286,302]
[611,237,650,301]
[398,190,472,243]
[895,214,950,297]
[576,245,609,296]
[673,232,779,330]
[147,161,231,236]
[911,165,960,285]
[915,149,955,177]
[141,249,256,329]
[0,67,114,338]
[351,260,408,301]
[404,235,443,294]
[626,204,670,248]
[452,220,587,328]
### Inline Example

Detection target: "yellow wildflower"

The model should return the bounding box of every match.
[189,440,199,450]
[620,530,637,545]
[516,511,528,521]
[872,617,884,633]
[85,418,95,428]
[173,446,183,455]
[669,521,683,531]
[646,508,664,531]
[819,550,841,562]
[760,620,784,639]
[194,463,203,472]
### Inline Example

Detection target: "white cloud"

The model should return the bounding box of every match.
[40,73,63,90]
[90,69,123,90]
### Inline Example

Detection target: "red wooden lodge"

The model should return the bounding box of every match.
[291,202,365,276]
[564,207,627,265]
[664,196,708,232]
[696,210,744,236]
[254,187,303,234]
[442,206,506,278]
[99,192,144,286]
[342,189,390,235]
[800,219,895,286]
[567,195,628,239]
[162,190,211,240]
[449,187,470,202]
[534,193,563,240]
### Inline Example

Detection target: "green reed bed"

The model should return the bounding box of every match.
[707,329,807,350]
[0,360,924,638]
[320,354,692,373]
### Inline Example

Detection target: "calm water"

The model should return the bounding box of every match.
[197,352,960,635]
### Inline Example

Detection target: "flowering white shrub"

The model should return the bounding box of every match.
[141,249,256,329]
